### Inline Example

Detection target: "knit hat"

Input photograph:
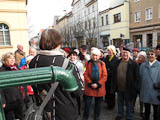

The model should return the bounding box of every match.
[91,47,101,56]
[81,45,87,50]
[133,48,139,52]
[137,51,147,59]
[64,47,71,54]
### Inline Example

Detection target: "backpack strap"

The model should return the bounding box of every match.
[36,82,59,116]
[36,57,70,118]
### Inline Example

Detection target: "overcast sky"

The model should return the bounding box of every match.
[27,0,72,39]
[26,0,123,39]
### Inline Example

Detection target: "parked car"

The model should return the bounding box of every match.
[0,59,2,67]
[138,47,150,52]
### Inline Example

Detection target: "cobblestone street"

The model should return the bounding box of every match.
[78,97,151,120]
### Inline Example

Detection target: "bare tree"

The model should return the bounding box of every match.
[71,19,98,49]
[60,25,73,47]
[83,18,97,49]
[72,22,84,48]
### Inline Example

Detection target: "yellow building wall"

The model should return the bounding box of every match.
[110,2,130,40]
[0,0,29,57]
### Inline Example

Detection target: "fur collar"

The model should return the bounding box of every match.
[38,49,66,56]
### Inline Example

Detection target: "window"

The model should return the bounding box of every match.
[101,16,104,26]
[114,13,121,23]
[134,0,140,2]
[135,12,141,22]
[88,7,90,14]
[92,5,95,12]
[157,32,160,45]
[146,8,152,20]
[84,10,86,16]
[106,15,109,25]
[93,18,96,28]
[0,23,11,46]
[85,21,87,29]
[88,20,91,29]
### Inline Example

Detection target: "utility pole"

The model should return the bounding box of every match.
[96,0,100,48]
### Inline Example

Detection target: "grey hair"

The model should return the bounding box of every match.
[1,52,14,64]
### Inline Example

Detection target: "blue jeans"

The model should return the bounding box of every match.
[116,91,134,120]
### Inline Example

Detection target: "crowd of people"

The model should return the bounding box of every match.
[0,29,160,120]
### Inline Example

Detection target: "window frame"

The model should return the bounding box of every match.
[134,0,140,2]
[106,15,109,25]
[114,13,121,23]
[135,11,141,23]
[0,23,11,46]
[146,8,152,20]
[101,16,104,26]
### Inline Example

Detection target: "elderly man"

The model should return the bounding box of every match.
[15,44,25,66]
[112,47,140,120]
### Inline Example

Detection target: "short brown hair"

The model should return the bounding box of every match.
[39,29,63,50]
[148,48,155,53]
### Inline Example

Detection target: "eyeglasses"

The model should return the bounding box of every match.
[147,53,155,56]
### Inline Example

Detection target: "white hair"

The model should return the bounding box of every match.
[137,51,147,59]
[91,47,101,56]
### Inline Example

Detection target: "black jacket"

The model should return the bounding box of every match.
[29,54,83,120]
[112,59,140,100]
[103,55,118,93]
[0,65,23,105]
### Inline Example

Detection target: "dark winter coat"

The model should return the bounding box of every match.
[0,65,23,105]
[29,50,83,120]
[112,59,140,100]
[103,55,118,93]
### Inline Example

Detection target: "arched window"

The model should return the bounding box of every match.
[0,23,11,46]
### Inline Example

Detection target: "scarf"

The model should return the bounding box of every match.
[109,55,114,62]
[79,52,85,60]
[38,48,65,56]
[91,61,99,83]
[5,64,18,71]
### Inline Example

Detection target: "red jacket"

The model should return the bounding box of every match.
[84,60,107,97]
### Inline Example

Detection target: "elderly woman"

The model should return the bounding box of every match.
[83,47,107,120]
[0,52,24,120]
[103,45,118,110]
[29,29,83,120]
[136,51,147,65]
[134,51,147,117]
[140,49,160,120]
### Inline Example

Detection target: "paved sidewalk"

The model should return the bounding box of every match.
[78,97,152,120]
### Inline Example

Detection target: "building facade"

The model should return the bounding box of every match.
[0,0,29,56]
[99,9,110,49]
[110,1,130,47]
[130,0,160,48]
